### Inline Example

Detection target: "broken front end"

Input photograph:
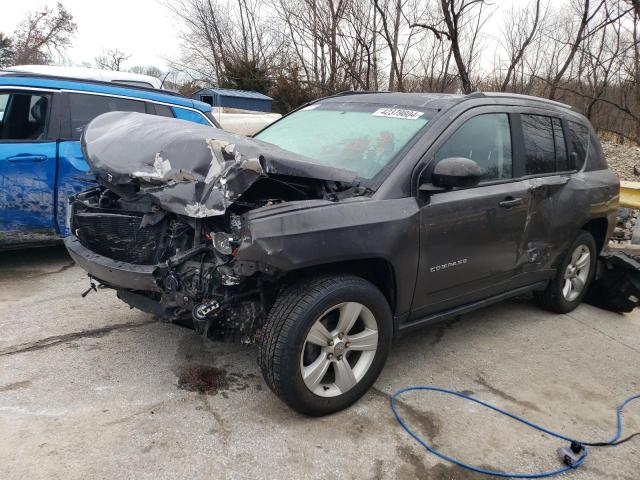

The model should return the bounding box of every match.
[65,111,360,342]
[66,186,269,341]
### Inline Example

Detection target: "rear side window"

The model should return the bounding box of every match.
[568,121,589,170]
[553,118,568,171]
[68,93,146,139]
[522,115,555,175]
[435,113,512,182]
[153,104,175,117]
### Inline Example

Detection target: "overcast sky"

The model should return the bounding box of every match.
[0,0,182,70]
[0,0,526,73]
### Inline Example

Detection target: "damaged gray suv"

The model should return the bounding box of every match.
[65,92,618,416]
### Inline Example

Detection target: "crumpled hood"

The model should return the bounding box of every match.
[81,111,357,217]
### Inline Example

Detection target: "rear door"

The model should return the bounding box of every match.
[517,113,586,274]
[0,89,60,243]
[410,108,532,318]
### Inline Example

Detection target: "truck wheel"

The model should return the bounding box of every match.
[534,230,597,314]
[259,274,392,416]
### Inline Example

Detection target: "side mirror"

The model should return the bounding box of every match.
[428,157,482,189]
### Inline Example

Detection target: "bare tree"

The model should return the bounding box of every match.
[10,2,77,65]
[374,0,429,91]
[582,16,621,118]
[95,48,131,71]
[412,0,488,93]
[129,65,163,78]
[625,0,640,16]
[162,0,640,142]
[166,0,280,91]
[499,0,544,92]
[411,32,455,92]
[440,0,489,93]
[546,0,633,99]
[0,33,13,68]
[342,0,379,89]
[577,3,639,141]
[274,0,382,92]
[275,0,348,92]
[373,0,403,90]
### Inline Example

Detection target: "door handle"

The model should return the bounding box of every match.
[7,155,47,163]
[499,197,523,208]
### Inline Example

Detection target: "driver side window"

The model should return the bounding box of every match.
[435,113,512,182]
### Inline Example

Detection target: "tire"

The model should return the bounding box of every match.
[534,230,597,314]
[259,274,392,416]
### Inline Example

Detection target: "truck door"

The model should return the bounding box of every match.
[0,90,58,244]
[410,110,531,319]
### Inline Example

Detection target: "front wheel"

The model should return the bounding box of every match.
[259,274,392,416]
[534,230,597,313]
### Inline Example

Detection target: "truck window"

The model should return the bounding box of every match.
[435,113,512,182]
[568,121,590,170]
[0,92,50,141]
[68,93,146,139]
[521,114,555,175]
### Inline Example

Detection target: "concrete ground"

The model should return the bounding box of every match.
[1,246,639,480]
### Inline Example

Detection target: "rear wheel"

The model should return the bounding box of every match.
[534,231,597,313]
[259,274,392,416]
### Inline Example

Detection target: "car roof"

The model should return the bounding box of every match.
[6,65,163,89]
[321,91,574,113]
[0,71,213,113]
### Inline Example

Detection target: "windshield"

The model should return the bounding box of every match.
[255,102,431,183]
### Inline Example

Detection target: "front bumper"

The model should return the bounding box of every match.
[64,236,160,292]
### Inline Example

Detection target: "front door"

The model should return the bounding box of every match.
[0,90,58,243]
[411,111,531,318]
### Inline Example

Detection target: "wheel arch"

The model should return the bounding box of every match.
[282,258,397,314]
[581,217,609,254]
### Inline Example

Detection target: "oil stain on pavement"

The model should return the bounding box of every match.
[174,364,258,396]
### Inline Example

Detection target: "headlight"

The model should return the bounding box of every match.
[211,215,245,255]
[211,231,237,255]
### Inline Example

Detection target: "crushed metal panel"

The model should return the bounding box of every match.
[81,112,357,218]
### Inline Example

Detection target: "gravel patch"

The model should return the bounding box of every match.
[601,140,640,247]
[610,207,638,246]
[601,140,640,181]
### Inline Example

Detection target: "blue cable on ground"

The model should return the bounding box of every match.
[390,386,640,478]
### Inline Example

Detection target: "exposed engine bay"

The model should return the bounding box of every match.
[68,112,367,342]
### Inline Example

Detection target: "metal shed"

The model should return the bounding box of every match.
[192,87,273,112]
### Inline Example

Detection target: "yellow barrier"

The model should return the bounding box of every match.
[620,181,640,209]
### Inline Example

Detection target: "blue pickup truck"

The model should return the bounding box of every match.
[0,71,218,248]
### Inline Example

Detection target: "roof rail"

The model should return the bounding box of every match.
[0,70,185,98]
[468,91,573,110]
[332,90,391,96]
[296,89,391,110]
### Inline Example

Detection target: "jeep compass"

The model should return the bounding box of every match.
[65,92,619,416]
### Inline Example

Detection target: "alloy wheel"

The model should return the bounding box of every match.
[562,244,591,302]
[300,302,378,397]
